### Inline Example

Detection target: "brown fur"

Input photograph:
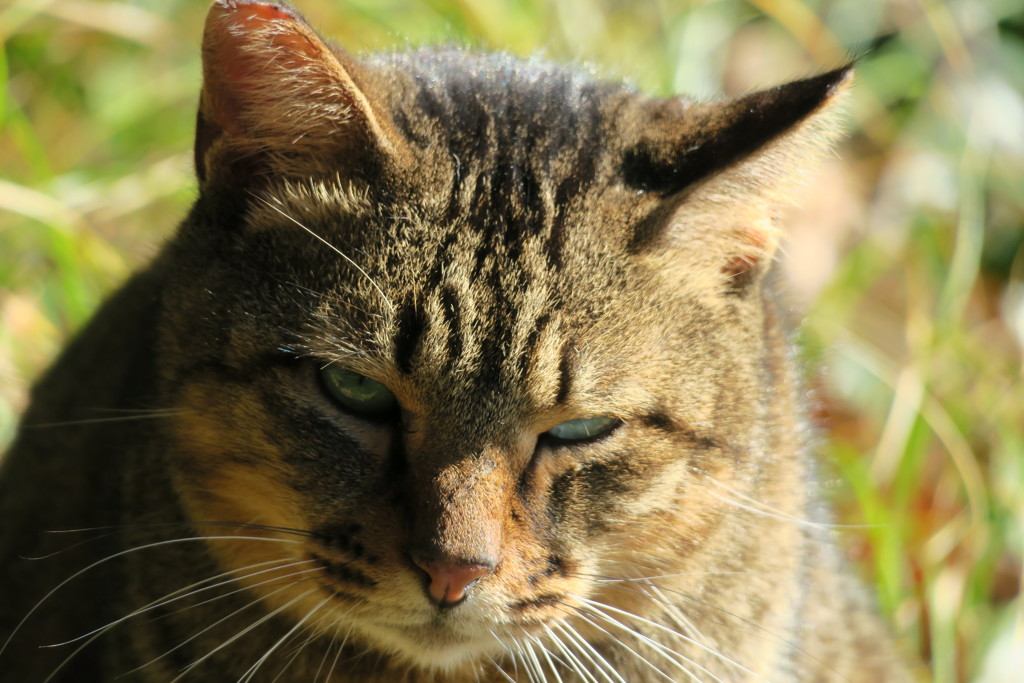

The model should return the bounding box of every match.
[0,1,913,680]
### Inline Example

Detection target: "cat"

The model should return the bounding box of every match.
[0,1,913,680]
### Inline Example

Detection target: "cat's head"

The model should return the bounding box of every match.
[155,0,850,671]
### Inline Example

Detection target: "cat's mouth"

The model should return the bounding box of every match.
[311,579,557,669]
[300,543,575,669]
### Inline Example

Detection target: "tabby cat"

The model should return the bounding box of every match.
[0,1,912,680]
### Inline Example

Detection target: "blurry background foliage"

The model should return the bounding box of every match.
[1,0,1021,680]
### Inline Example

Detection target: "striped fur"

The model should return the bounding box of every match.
[0,1,913,681]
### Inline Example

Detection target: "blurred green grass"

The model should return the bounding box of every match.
[1,1,1022,681]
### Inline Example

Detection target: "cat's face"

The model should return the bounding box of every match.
[158,150,753,670]
[152,0,848,672]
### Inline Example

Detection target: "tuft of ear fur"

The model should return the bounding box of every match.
[634,66,853,295]
[195,0,406,188]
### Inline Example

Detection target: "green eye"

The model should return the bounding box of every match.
[545,416,620,443]
[321,367,397,417]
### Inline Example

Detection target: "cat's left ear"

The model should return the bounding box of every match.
[630,65,853,294]
[195,0,407,188]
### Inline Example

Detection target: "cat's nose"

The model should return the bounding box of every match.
[411,555,493,608]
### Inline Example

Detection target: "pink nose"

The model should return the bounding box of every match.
[412,556,492,607]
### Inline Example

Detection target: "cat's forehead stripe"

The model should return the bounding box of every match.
[437,285,463,370]
[516,312,551,380]
[393,301,428,375]
[554,343,574,406]
[381,52,615,260]
[385,269,575,407]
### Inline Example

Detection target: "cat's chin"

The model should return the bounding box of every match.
[353,620,509,671]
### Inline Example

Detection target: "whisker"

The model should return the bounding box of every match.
[583,611,706,683]
[240,595,330,682]
[552,622,616,683]
[45,565,319,683]
[273,612,334,681]
[572,569,754,584]
[573,595,731,682]
[519,634,548,683]
[270,646,306,683]
[487,630,522,683]
[23,410,187,429]
[24,520,321,562]
[23,530,127,561]
[149,564,324,621]
[44,558,314,647]
[172,587,318,681]
[312,621,342,683]
[632,579,840,677]
[642,582,706,643]
[253,194,394,313]
[323,621,352,683]
[263,271,379,320]
[533,633,565,683]
[120,579,310,678]
[486,654,518,683]
[0,535,304,661]
[544,625,597,683]
[555,621,627,683]
[569,610,674,683]
[506,637,527,683]
[702,476,881,529]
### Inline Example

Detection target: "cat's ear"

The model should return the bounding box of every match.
[195,0,406,187]
[630,66,853,295]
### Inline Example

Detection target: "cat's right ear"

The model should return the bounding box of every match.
[195,0,406,188]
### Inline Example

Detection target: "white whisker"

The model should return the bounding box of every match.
[45,558,314,648]
[520,633,549,683]
[269,606,333,682]
[581,570,752,584]
[703,476,879,529]
[254,194,394,313]
[530,632,564,683]
[237,593,331,682]
[156,564,323,620]
[652,589,705,643]
[312,621,342,682]
[574,596,729,682]
[576,594,755,675]
[323,621,351,683]
[486,653,518,683]
[41,561,318,681]
[555,621,627,683]
[172,588,317,681]
[122,571,322,678]
[570,610,675,683]
[544,624,598,683]
[24,410,188,429]
[0,535,303,661]
[638,580,838,676]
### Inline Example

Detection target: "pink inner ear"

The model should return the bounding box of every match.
[210,1,320,78]
[722,253,762,279]
[722,227,772,279]
[197,0,403,183]
[203,1,322,135]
